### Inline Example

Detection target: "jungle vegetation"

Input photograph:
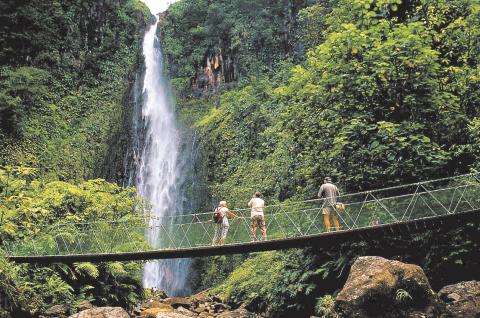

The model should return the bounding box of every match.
[0,165,148,317]
[161,0,480,316]
[0,0,478,317]
[0,0,152,316]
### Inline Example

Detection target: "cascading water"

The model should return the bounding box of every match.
[132,4,191,296]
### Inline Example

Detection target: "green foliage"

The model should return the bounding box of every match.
[74,262,100,279]
[106,262,128,278]
[315,295,338,318]
[0,166,147,316]
[0,0,151,182]
[0,166,145,238]
[297,2,334,51]
[176,0,480,208]
[168,1,480,315]
[160,0,318,93]
[211,250,321,316]
[395,289,413,304]
[0,67,49,135]
[190,254,249,292]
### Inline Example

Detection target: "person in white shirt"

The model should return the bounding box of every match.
[248,191,267,241]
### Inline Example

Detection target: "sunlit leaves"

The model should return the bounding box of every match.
[74,262,100,279]
[0,166,146,315]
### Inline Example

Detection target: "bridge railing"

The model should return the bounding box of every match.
[1,173,480,256]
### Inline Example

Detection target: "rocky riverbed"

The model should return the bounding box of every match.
[41,256,479,318]
[50,293,259,318]
[134,291,260,318]
[331,256,480,318]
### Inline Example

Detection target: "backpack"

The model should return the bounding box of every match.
[213,207,223,224]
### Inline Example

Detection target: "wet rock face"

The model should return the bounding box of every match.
[438,281,480,317]
[335,256,448,318]
[191,52,237,96]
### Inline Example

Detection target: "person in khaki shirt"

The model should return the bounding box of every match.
[248,191,267,241]
[318,177,340,232]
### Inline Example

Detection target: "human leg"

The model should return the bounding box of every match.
[323,207,332,232]
[324,214,331,232]
[333,213,340,231]
[220,224,229,246]
[251,217,257,241]
[258,215,267,240]
[212,224,221,246]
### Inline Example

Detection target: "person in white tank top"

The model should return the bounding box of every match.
[248,191,267,241]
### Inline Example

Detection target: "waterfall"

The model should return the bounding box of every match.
[133,11,190,296]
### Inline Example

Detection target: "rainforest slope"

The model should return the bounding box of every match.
[0,1,152,316]
[160,0,480,316]
[0,0,151,182]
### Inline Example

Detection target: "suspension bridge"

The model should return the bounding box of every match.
[2,173,480,264]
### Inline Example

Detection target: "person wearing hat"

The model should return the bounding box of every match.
[318,177,341,232]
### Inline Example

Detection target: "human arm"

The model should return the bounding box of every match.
[248,198,253,208]
[318,184,324,198]
[227,211,241,219]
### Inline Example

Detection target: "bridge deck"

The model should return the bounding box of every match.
[3,173,480,263]
[8,209,479,264]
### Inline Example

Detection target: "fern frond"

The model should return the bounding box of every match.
[106,262,127,278]
[74,262,99,278]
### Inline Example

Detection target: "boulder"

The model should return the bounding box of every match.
[212,302,230,312]
[156,290,169,299]
[216,305,258,318]
[44,304,68,317]
[176,306,197,317]
[142,301,173,310]
[193,303,208,313]
[68,307,129,318]
[156,313,195,318]
[335,256,448,318]
[189,292,213,304]
[438,281,480,317]
[76,300,94,312]
[212,296,225,304]
[141,306,175,317]
[163,297,193,309]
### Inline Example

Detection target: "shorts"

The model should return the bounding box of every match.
[251,215,266,228]
[322,206,339,216]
